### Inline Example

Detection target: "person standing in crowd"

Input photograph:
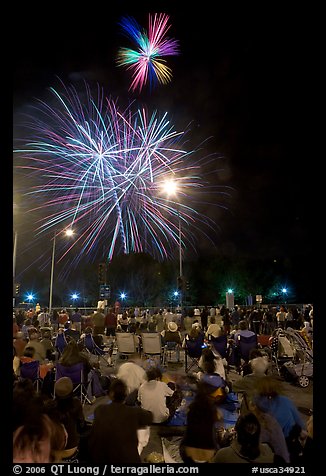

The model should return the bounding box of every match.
[105,307,117,337]
[38,308,50,328]
[71,308,82,334]
[276,305,287,329]
[92,308,105,336]
[200,306,209,331]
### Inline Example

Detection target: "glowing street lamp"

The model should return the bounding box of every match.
[162,179,183,306]
[49,228,75,314]
[27,293,35,304]
[281,287,288,304]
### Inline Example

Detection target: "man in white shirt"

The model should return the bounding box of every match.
[138,367,181,424]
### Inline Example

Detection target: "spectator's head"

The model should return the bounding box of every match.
[109,378,127,402]
[28,328,39,340]
[54,377,73,399]
[189,326,201,339]
[235,413,261,460]
[13,414,54,463]
[168,322,178,332]
[250,356,269,375]
[146,367,162,381]
[239,320,248,331]
[23,347,36,359]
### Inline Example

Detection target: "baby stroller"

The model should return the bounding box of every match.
[269,327,313,388]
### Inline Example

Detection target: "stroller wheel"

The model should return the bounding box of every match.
[298,375,310,388]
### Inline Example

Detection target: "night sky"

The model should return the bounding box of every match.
[12,3,313,299]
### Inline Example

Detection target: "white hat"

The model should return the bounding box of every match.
[168,322,178,332]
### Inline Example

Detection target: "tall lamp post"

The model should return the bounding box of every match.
[162,179,183,308]
[13,229,18,307]
[49,228,74,314]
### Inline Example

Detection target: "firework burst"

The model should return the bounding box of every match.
[14,81,230,272]
[116,13,179,92]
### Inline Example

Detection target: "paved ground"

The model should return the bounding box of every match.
[82,342,313,463]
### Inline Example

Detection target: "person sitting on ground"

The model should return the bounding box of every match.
[243,397,290,463]
[232,354,269,405]
[301,414,313,463]
[196,346,226,381]
[116,358,147,405]
[240,348,267,377]
[179,381,222,463]
[137,367,182,424]
[252,375,306,463]
[211,412,276,463]
[88,378,153,464]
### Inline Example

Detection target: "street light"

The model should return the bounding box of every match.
[162,179,183,307]
[49,228,74,314]
[13,229,18,307]
[13,203,19,307]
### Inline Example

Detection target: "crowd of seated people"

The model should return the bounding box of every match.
[12,304,312,465]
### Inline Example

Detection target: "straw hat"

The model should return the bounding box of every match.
[168,322,178,332]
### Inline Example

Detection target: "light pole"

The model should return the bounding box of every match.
[49,228,74,314]
[162,179,183,308]
[13,230,18,307]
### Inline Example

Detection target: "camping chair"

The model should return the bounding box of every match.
[115,332,137,365]
[236,334,258,371]
[19,360,43,393]
[55,362,92,405]
[54,332,68,358]
[209,334,228,359]
[83,333,110,366]
[141,332,164,365]
[184,337,203,373]
[162,341,181,366]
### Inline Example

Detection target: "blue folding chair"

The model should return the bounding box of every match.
[83,333,110,366]
[209,334,228,359]
[236,334,258,363]
[19,360,42,392]
[184,337,203,373]
[54,332,68,358]
[55,362,92,405]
